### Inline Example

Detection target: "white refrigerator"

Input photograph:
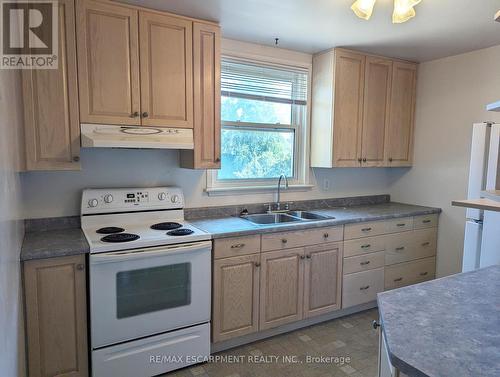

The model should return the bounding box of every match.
[462,122,500,272]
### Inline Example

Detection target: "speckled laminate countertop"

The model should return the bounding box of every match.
[377,265,500,377]
[21,228,89,261]
[190,202,441,239]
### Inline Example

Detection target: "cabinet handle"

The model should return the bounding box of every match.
[306,255,311,259]
[358,158,362,163]
[323,233,329,239]
[397,223,406,227]
[361,227,372,232]
[419,271,428,276]
[76,264,85,271]
[394,277,403,282]
[359,285,370,290]
[215,157,221,162]
[230,243,245,249]
[300,255,305,260]
[389,157,393,162]
[142,112,149,118]
[360,261,370,266]
[131,111,139,118]
[72,156,80,162]
[395,246,405,251]
[362,158,367,162]
[421,242,430,247]
[422,219,432,224]
[281,239,288,244]
[255,262,261,268]
[361,244,371,249]
[372,321,381,329]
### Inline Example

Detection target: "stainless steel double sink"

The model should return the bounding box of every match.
[241,211,335,225]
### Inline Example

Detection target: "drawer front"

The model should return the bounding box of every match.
[414,214,439,229]
[342,268,384,308]
[214,235,261,259]
[343,251,385,274]
[384,217,413,234]
[261,226,342,252]
[343,235,387,257]
[413,228,437,256]
[344,221,386,240]
[384,257,436,290]
[384,232,415,266]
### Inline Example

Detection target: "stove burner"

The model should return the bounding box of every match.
[101,233,140,243]
[151,222,183,231]
[96,227,125,234]
[167,228,194,236]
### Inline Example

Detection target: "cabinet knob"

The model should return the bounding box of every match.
[389,157,393,162]
[230,243,245,249]
[300,255,305,260]
[72,156,80,162]
[358,158,362,163]
[360,261,370,266]
[372,320,381,329]
[362,158,367,162]
[281,239,288,244]
[306,255,311,259]
[361,244,371,249]
[323,233,329,239]
[131,111,140,118]
[215,157,221,162]
[394,277,403,282]
[142,112,149,118]
[361,227,372,232]
[255,262,261,268]
[360,285,370,290]
[420,271,428,276]
[76,264,85,271]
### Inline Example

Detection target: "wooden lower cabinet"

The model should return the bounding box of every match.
[23,255,88,377]
[259,248,305,330]
[303,243,342,318]
[212,254,260,342]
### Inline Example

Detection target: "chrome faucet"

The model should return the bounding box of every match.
[276,174,289,211]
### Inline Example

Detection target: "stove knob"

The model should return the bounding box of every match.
[171,195,180,204]
[88,199,98,208]
[104,194,113,204]
[158,192,167,201]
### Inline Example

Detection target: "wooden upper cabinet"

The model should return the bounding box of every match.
[180,22,221,169]
[76,0,141,125]
[332,50,365,167]
[311,48,417,168]
[385,62,417,167]
[361,57,392,167]
[24,255,88,377]
[139,12,193,128]
[23,0,80,170]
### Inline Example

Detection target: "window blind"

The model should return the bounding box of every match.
[221,58,308,106]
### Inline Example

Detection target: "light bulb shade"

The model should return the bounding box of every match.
[393,0,421,23]
[351,0,377,20]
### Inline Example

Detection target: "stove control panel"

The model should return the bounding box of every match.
[81,187,184,215]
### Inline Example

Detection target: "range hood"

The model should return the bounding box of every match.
[80,124,194,150]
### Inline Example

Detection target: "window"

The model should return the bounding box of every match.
[207,57,310,193]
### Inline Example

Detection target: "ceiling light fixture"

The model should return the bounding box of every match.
[351,0,377,20]
[350,0,422,23]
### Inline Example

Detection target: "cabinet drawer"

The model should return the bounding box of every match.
[343,235,387,257]
[342,268,384,308]
[384,217,413,234]
[385,229,437,265]
[214,235,261,259]
[413,214,439,229]
[261,226,342,252]
[343,251,385,274]
[344,221,386,240]
[413,228,437,255]
[384,257,436,290]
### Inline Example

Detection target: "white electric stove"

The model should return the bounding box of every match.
[81,187,211,377]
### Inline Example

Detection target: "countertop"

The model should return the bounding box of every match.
[20,201,441,261]
[377,265,500,377]
[191,202,441,239]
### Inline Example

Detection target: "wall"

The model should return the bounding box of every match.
[389,44,500,277]
[0,70,26,376]
[21,39,398,218]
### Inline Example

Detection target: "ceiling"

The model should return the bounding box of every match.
[122,0,500,62]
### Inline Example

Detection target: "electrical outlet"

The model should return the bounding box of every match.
[323,179,330,191]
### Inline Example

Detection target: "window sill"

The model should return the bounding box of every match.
[205,184,315,196]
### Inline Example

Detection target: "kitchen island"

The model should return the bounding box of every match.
[377,265,500,377]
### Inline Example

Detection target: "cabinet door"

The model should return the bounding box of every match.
[385,62,417,167]
[22,0,80,170]
[361,57,392,167]
[77,0,141,125]
[24,255,88,377]
[333,50,365,167]
[212,254,260,342]
[260,248,305,330]
[303,243,342,318]
[139,12,193,128]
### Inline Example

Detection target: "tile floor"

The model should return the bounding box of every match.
[165,308,379,377]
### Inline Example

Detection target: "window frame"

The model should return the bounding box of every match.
[206,55,312,195]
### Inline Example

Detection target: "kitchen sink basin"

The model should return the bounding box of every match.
[242,213,302,225]
[241,211,335,225]
[286,211,335,220]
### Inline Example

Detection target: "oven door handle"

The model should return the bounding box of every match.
[90,240,212,264]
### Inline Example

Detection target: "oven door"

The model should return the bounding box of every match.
[90,241,211,349]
